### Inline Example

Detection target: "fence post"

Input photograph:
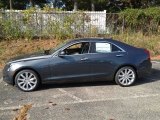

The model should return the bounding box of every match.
[122,15,125,34]
[40,12,43,40]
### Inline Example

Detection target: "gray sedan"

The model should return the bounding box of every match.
[3,38,152,91]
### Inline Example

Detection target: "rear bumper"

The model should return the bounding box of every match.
[137,60,152,78]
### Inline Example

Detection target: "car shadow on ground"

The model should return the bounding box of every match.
[135,68,160,86]
[39,81,116,91]
[39,68,160,91]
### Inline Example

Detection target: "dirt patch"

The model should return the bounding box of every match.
[151,55,160,61]
[0,39,59,69]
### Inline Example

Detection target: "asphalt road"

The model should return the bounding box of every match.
[0,62,160,120]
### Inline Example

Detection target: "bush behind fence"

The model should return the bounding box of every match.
[0,7,160,40]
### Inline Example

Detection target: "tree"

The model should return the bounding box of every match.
[122,0,160,8]
[0,0,47,9]
[0,0,7,9]
[91,0,107,11]
[0,0,159,10]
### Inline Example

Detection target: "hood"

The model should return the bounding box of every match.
[8,50,52,63]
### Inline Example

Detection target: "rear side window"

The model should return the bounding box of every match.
[92,42,122,53]
[96,43,111,53]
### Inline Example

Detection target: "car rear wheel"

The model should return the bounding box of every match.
[115,66,136,87]
[15,70,40,92]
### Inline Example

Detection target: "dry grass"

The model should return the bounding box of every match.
[0,34,160,69]
[110,33,160,55]
[0,39,58,68]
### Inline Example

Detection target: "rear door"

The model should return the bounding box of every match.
[89,41,126,80]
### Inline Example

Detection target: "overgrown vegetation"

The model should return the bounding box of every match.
[0,7,159,41]
[0,8,93,40]
[119,7,160,35]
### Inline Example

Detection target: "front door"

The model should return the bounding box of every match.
[49,42,92,82]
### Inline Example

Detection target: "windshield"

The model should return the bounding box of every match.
[49,40,69,54]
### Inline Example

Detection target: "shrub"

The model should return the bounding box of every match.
[119,7,160,34]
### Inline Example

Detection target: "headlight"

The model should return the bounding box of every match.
[7,63,13,72]
[7,63,21,72]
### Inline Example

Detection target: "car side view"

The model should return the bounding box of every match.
[3,38,152,92]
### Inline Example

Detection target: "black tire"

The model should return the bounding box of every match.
[15,70,40,92]
[115,66,136,87]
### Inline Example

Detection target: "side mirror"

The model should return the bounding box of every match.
[58,50,65,57]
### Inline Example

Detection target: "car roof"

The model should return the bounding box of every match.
[68,38,126,46]
[70,38,110,43]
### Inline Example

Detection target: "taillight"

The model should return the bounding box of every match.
[144,49,150,61]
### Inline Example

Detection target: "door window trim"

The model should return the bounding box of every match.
[55,41,92,57]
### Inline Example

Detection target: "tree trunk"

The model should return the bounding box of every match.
[73,0,78,11]
[9,0,12,10]
[91,2,95,11]
[29,0,33,7]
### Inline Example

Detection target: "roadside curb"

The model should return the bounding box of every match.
[151,61,160,64]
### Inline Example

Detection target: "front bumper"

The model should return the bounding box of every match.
[3,64,14,85]
[3,75,14,85]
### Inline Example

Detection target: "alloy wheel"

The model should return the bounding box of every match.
[115,67,136,86]
[15,70,39,91]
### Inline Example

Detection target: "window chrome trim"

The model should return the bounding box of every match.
[93,41,126,53]
[52,40,126,57]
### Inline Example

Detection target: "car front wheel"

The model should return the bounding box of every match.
[115,66,136,87]
[15,70,40,92]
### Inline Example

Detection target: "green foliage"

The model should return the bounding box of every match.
[0,0,160,11]
[0,7,160,41]
[43,5,63,12]
[0,10,92,40]
[43,11,88,40]
[22,7,36,24]
[0,19,22,40]
[0,8,38,40]
[119,7,160,34]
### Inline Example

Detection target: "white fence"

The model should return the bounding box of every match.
[1,10,107,35]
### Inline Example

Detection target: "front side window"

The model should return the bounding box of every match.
[93,42,122,53]
[63,42,90,55]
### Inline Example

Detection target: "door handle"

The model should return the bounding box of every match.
[81,58,88,61]
[116,54,124,57]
